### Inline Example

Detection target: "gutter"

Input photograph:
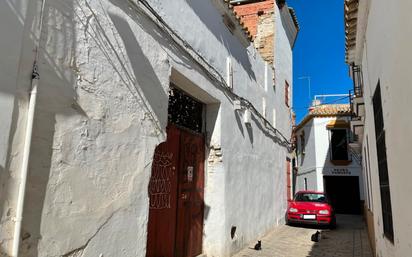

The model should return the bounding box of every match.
[12,0,46,255]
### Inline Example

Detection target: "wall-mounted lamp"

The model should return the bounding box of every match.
[233,99,242,111]
[243,109,251,124]
[233,99,251,124]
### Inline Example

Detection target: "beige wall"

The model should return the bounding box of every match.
[356,0,412,256]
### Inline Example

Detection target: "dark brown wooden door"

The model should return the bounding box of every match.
[147,125,205,257]
[286,158,292,201]
[175,129,205,257]
[147,126,180,257]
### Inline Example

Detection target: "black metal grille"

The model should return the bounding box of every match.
[352,64,363,97]
[373,82,394,242]
[168,85,203,133]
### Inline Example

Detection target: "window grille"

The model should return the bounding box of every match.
[168,85,203,133]
[373,82,394,242]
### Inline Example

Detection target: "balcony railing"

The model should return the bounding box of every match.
[351,64,363,97]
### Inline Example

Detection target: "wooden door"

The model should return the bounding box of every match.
[147,125,205,257]
[286,158,292,201]
[146,126,180,257]
[175,129,205,257]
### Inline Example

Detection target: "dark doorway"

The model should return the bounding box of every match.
[146,86,205,257]
[330,129,349,161]
[323,176,361,214]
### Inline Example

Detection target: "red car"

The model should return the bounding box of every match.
[286,190,336,228]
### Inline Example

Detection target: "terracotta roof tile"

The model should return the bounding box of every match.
[309,104,351,116]
[222,0,254,41]
[295,104,352,131]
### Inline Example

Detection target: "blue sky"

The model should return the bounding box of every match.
[288,0,353,123]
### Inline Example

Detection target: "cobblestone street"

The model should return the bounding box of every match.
[233,215,373,257]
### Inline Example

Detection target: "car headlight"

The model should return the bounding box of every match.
[319,210,329,215]
[289,208,298,213]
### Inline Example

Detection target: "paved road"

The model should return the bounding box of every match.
[232,215,373,257]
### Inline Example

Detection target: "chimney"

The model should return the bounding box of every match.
[312,99,321,107]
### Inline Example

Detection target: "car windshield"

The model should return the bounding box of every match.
[294,193,327,203]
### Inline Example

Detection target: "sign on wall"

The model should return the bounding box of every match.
[331,168,351,175]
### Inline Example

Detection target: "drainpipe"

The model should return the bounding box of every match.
[12,0,46,256]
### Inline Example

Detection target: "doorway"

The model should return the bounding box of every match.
[146,86,205,257]
[286,158,292,201]
[323,176,361,214]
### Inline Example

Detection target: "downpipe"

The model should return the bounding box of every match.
[11,65,39,257]
[11,0,45,255]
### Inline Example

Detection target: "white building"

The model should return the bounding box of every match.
[0,0,298,256]
[294,104,364,214]
[344,0,412,256]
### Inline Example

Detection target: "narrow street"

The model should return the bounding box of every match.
[1,0,411,256]
[233,215,373,257]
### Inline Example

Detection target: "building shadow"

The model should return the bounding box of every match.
[19,1,80,256]
[0,0,83,256]
[185,0,257,81]
[306,215,373,257]
[108,12,169,126]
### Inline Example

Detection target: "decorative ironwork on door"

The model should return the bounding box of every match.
[148,151,174,209]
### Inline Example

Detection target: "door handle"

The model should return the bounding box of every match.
[181,193,188,200]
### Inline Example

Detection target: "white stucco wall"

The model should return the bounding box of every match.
[313,117,363,199]
[295,116,363,199]
[295,119,318,192]
[0,0,294,256]
[0,0,39,253]
[356,0,412,256]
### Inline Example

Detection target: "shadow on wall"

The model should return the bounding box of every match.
[298,120,314,168]
[18,1,80,256]
[185,0,256,81]
[2,0,174,256]
[108,0,255,116]
[246,123,254,146]
[234,110,244,137]
[108,0,194,71]
[0,100,21,256]
[0,1,33,253]
[108,12,168,123]
[0,0,91,255]
[251,113,288,148]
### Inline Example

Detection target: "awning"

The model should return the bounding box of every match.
[326,119,350,129]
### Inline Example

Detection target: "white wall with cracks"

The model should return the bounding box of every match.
[0,0,294,256]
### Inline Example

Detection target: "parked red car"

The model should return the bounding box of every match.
[286,191,336,228]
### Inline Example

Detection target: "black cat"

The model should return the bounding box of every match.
[311,231,321,242]
[254,240,262,250]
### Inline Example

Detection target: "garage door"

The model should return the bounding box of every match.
[323,176,361,214]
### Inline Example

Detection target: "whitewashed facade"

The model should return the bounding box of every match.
[0,0,297,256]
[294,105,364,214]
[344,0,412,256]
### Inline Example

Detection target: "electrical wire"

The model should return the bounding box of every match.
[130,0,293,150]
